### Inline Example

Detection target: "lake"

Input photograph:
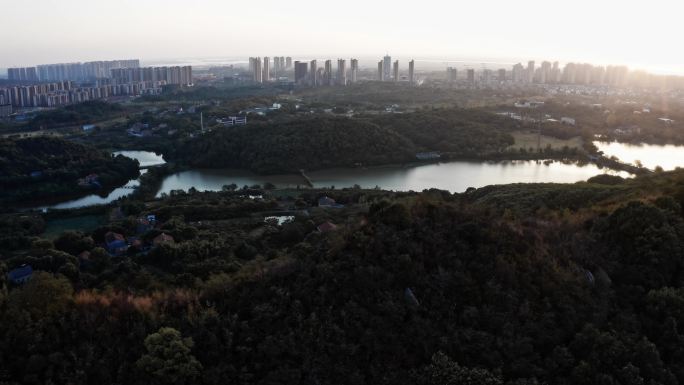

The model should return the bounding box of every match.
[157,160,631,196]
[113,150,166,168]
[594,141,684,171]
[34,152,638,210]
[36,151,166,210]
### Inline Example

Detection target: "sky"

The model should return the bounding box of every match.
[2,0,682,74]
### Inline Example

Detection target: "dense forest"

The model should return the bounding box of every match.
[173,116,416,173]
[172,109,518,174]
[2,170,684,383]
[369,108,516,155]
[0,137,139,206]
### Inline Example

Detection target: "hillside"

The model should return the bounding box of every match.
[175,116,416,173]
[0,136,139,206]
[2,171,684,383]
[173,110,518,174]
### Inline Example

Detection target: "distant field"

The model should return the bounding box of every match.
[509,130,583,151]
[43,215,107,238]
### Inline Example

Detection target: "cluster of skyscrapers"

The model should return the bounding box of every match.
[446,60,630,87]
[110,66,192,86]
[248,57,291,83]
[376,55,415,84]
[249,55,415,86]
[293,59,359,86]
[7,59,140,83]
[1,59,193,109]
[1,79,157,109]
[510,61,629,87]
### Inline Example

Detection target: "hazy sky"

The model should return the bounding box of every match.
[2,0,682,73]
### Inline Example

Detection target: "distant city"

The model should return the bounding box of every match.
[245,56,648,89]
[1,60,193,109]
[1,54,681,115]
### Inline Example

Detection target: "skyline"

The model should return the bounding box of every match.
[2,0,683,75]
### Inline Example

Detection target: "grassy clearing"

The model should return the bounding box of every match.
[43,215,107,238]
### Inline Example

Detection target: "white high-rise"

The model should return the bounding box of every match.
[383,55,392,81]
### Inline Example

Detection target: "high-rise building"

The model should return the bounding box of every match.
[286,57,293,68]
[467,69,475,83]
[498,69,506,82]
[383,55,392,81]
[109,66,193,86]
[527,61,535,83]
[337,59,347,86]
[310,60,318,86]
[590,65,606,85]
[378,61,384,81]
[294,61,308,85]
[250,57,263,83]
[263,57,270,82]
[539,61,551,84]
[562,63,577,84]
[12,59,141,82]
[393,60,399,82]
[324,60,333,86]
[350,59,359,84]
[511,63,524,83]
[273,56,280,79]
[409,60,415,85]
[316,68,324,85]
[483,69,493,84]
[447,67,458,83]
[552,61,561,83]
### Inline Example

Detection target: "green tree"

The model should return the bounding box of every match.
[7,271,73,319]
[136,327,202,385]
[415,352,503,385]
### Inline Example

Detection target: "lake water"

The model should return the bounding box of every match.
[157,160,631,196]
[594,141,684,171]
[36,151,166,210]
[36,173,144,211]
[113,150,166,168]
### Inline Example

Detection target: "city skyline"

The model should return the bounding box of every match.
[2,0,682,75]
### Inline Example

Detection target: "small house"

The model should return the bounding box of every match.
[8,264,33,284]
[318,196,345,208]
[318,196,336,207]
[561,117,576,126]
[78,251,92,269]
[317,221,338,233]
[136,215,158,234]
[105,231,128,256]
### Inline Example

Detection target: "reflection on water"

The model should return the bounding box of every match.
[37,178,141,211]
[265,216,295,225]
[113,150,166,168]
[36,150,165,210]
[157,160,631,196]
[594,141,684,171]
[157,169,305,197]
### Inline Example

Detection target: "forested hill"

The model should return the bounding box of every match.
[175,117,416,173]
[3,171,684,383]
[0,136,139,205]
[173,109,517,174]
[370,108,516,155]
